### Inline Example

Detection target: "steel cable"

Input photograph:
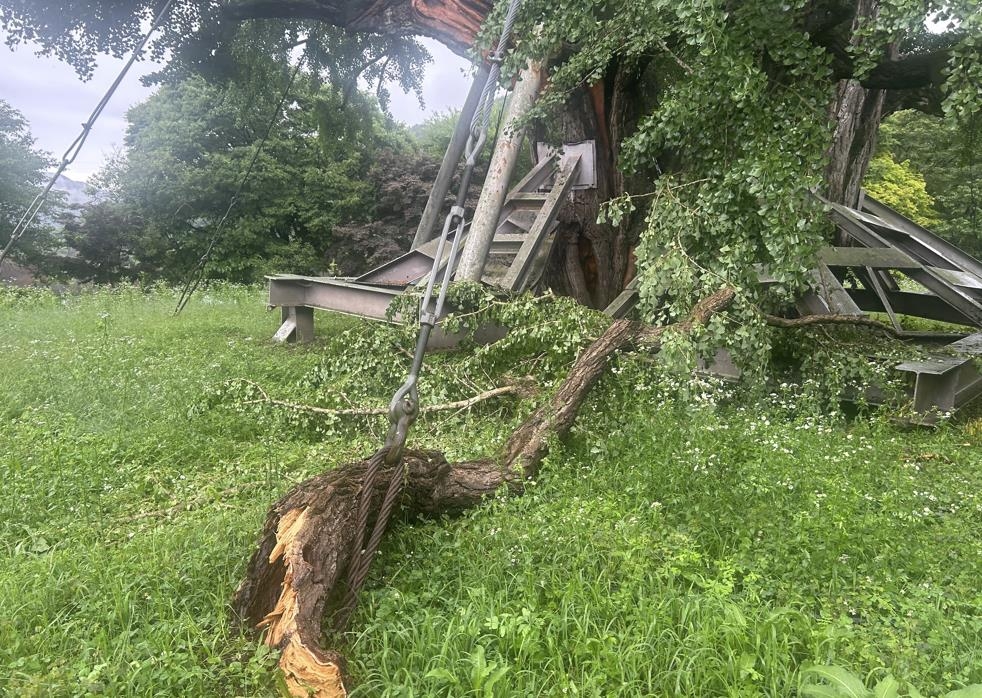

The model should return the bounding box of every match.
[335,446,405,630]
[338,0,528,631]
[174,55,305,314]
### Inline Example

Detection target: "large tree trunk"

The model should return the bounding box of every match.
[823,0,892,209]
[233,288,735,697]
[538,60,647,309]
[825,80,886,208]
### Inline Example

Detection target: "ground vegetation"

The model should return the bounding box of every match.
[0,286,980,695]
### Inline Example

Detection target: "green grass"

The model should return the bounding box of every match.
[1,285,980,696]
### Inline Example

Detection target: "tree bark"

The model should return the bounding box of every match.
[458,61,546,281]
[825,79,886,208]
[233,287,735,697]
[538,63,644,309]
[224,0,493,55]
[823,0,891,210]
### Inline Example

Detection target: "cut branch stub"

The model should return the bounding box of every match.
[233,287,735,697]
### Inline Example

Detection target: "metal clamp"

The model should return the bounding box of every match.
[463,130,487,167]
[384,379,419,464]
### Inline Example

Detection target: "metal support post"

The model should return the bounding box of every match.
[456,60,544,282]
[411,64,492,250]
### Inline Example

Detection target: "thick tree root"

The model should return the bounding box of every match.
[232,288,735,697]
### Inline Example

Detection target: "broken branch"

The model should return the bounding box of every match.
[237,382,530,416]
[233,287,735,698]
[764,312,901,337]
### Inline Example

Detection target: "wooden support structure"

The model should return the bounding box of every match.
[267,144,592,347]
[411,64,491,250]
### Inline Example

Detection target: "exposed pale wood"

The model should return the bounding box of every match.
[224,0,493,56]
[457,62,546,282]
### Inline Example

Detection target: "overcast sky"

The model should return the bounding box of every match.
[0,34,471,181]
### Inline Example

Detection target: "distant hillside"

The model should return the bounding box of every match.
[54,175,94,207]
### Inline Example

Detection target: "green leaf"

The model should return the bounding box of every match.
[802,686,851,698]
[945,687,982,698]
[802,665,870,698]
[424,668,458,684]
[873,676,899,698]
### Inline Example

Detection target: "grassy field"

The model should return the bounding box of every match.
[1,285,980,697]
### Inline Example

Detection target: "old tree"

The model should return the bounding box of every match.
[4,0,979,694]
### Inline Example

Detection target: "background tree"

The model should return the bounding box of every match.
[57,199,143,283]
[867,110,981,257]
[0,100,59,270]
[862,153,939,229]
[63,64,440,283]
[2,0,979,346]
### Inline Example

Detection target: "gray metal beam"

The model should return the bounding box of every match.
[268,275,403,323]
[809,264,864,315]
[356,250,438,286]
[411,64,491,250]
[848,289,979,326]
[818,246,918,268]
[862,195,982,279]
[603,278,639,318]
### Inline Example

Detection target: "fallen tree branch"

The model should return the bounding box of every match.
[763,312,901,337]
[239,382,530,417]
[232,287,735,698]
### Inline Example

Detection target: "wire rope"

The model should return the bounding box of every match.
[173,56,305,314]
[337,0,527,629]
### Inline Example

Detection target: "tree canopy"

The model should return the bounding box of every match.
[869,109,981,257]
[0,99,58,267]
[2,0,980,357]
[55,66,442,283]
